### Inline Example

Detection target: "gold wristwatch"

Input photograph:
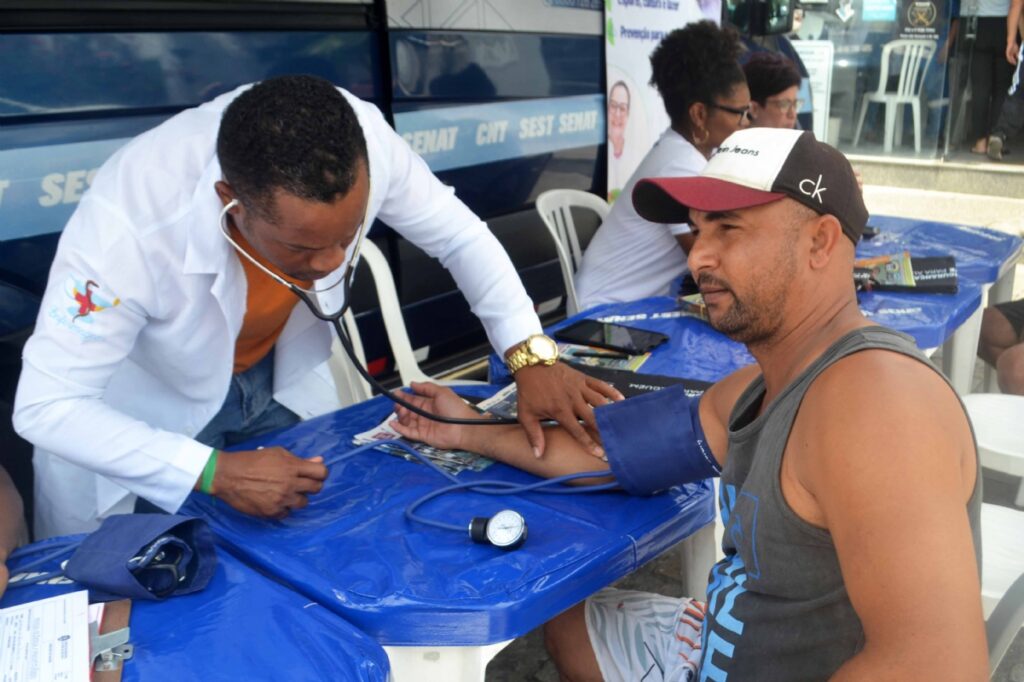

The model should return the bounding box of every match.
[505,334,559,374]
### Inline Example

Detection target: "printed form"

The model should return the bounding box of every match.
[1,590,90,682]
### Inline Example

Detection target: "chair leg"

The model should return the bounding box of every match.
[883,102,898,153]
[853,99,870,147]
[894,104,904,148]
[911,99,922,153]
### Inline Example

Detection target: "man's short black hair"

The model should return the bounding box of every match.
[217,74,368,219]
[743,52,802,104]
[648,21,745,135]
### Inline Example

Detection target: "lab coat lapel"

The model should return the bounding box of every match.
[182,160,245,339]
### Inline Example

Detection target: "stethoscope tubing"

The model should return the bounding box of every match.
[327,439,615,535]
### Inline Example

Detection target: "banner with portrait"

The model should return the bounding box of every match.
[605,0,714,202]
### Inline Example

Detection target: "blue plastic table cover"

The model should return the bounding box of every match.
[2,535,390,682]
[488,284,981,383]
[181,384,715,646]
[862,216,1023,284]
[490,297,756,384]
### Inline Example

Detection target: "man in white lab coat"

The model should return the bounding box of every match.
[14,75,618,539]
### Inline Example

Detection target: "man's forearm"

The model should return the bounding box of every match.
[0,468,27,562]
[462,423,612,484]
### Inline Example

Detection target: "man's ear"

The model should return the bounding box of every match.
[808,214,844,270]
[213,180,237,209]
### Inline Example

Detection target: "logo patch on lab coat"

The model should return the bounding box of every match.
[65,277,120,322]
[48,276,121,342]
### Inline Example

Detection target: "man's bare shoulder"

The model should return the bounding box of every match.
[704,363,761,426]
[792,347,974,492]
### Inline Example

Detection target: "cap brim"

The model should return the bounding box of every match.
[632,177,787,224]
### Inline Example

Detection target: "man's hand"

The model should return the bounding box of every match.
[1008,38,1020,65]
[513,362,623,458]
[213,447,328,519]
[390,382,483,450]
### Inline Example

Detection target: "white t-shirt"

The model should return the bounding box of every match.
[575,129,706,310]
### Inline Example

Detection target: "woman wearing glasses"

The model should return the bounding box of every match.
[743,51,804,129]
[575,21,750,309]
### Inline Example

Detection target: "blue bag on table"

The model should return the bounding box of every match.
[64,514,217,601]
[10,514,217,601]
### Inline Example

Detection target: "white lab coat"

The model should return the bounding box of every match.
[14,85,541,539]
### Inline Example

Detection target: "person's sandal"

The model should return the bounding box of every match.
[987,134,1004,161]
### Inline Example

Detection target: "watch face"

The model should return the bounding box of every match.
[486,510,527,548]
[527,335,558,361]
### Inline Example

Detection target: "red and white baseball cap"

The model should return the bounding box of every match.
[632,128,868,243]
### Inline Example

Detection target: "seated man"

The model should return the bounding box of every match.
[978,299,1024,394]
[13,74,616,539]
[743,51,803,129]
[391,128,988,680]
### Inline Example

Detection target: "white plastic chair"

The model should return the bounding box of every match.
[963,394,1024,507]
[535,189,609,316]
[988,570,1024,676]
[981,501,1024,678]
[346,239,484,388]
[325,309,372,406]
[852,39,936,153]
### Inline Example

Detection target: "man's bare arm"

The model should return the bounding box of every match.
[0,467,29,598]
[391,383,611,484]
[793,354,987,680]
[393,367,760,486]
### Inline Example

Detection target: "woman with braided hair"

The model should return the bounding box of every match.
[575,21,750,309]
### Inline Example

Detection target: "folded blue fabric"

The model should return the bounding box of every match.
[595,384,720,496]
[64,514,217,601]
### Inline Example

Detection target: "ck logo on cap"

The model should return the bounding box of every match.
[799,174,827,203]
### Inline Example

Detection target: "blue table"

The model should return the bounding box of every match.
[864,215,1022,287]
[180,385,714,677]
[2,535,390,682]
[489,285,982,387]
[865,216,1023,392]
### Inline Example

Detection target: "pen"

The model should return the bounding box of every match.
[568,350,630,359]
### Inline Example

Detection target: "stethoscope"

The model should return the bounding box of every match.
[219,199,614,549]
[219,198,521,427]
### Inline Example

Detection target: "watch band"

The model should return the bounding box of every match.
[505,346,533,374]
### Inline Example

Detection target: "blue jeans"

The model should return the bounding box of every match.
[135,350,300,513]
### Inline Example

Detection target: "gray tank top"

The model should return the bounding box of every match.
[699,326,982,681]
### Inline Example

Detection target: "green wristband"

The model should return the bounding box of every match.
[200,449,218,495]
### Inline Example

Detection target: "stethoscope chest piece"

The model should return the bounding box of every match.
[469,509,528,550]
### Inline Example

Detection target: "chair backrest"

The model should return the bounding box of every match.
[535,189,610,315]
[336,240,486,391]
[325,309,372,407]
[354,239,432,386]
[873,39,936,99]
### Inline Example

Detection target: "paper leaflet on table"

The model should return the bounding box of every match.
[352,418,495,475]
[853,252,958,293]
[1,590,91,682]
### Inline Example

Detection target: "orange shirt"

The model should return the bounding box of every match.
[231,228,311,374]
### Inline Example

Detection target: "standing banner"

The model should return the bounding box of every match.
[605,0,712,202]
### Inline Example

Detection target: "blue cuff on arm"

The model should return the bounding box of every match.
[594,384,720,496]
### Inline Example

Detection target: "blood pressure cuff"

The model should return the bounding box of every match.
[594,384,720,496]
[65,514,217,601]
